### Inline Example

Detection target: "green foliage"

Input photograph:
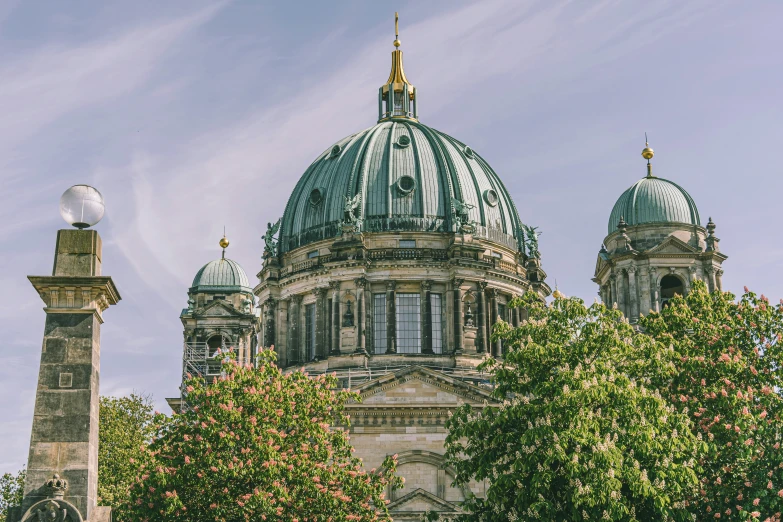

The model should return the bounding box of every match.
[641,281,783,520]
[122,349,401,522]
[445,293,700,521]
[98,393,158,508]
[0,468,25,521]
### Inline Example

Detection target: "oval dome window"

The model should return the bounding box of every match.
[397,175,416,195]
[330,144,342,157]
[483,189,499,207]
[309,188,323,206]
[397,135,411,148]
[464,146,475,158]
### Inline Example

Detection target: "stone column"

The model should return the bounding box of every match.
[476,282,488,354]
[705,266,716,293]
[355,278,366,353]
[365,284,374,354]
[716,269,724,292]
[648,267,659,313]
[688,266,698,288]
[386,281,396,354]
[289,295,302,364]
[314,288,327,359]
[277,298,289,367]
[489,288,502,358]
[24,229,120,522]
[609,273,618,308]
[616,271,627,316]
[452,278,464,355]
[422,280,433,354]
[263,299,276,349]
[511,297,520,327]
[627,266,638,321]
[330,281,341,355]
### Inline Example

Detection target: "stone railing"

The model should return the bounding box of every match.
[368,248,448,261]
[279,258,322,277]
[481,255,520,275]
[473,225,519,251]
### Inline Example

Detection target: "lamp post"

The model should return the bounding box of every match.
[14,185,120,522]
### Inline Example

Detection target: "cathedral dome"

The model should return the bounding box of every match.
[190,257,252,294]
[608,175,701,234]
[279,120,525,254]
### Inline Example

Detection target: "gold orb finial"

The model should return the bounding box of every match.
[219,236,229,249]
[641,132,654,161]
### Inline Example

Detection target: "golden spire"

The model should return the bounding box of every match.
[386,13,411,86]
[378,12,417,121]
[394,12,401,48]
[219,227,229,258]
[641,132,654,177]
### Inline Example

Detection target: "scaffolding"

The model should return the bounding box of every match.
[300,364,495,391]
[182,341,225,384]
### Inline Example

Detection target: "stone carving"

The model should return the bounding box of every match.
[240,296,253,314]
[342,194,362,233]
[342,299,355,327]
[464,301,474,327]
[186,296,195,312]
[706,217,720,252]
[616,217,633,252]
[521,223,542,258]
[263,219,281,258]
[451,197,476,233]
[21,475,83,522]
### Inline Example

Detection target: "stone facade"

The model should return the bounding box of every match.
[248,224,546,517]
[594,211,727,321]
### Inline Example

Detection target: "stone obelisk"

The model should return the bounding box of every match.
[17,228,120,522]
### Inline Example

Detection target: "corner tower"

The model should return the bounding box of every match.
[593,140,727,322]
[168,235,259,410]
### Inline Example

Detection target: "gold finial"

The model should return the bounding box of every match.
[220,227,229,258]
[393,12,401,48]
[641,132,654,177]
[552,280,565,299]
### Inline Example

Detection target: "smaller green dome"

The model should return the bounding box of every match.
[608,176,700,234]
[190,258,252,294]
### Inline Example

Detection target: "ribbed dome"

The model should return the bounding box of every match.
[191,258,252,293]
[279,120,525,254]
[608,176,700,234]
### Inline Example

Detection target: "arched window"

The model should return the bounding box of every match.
[660,275,685,308]
[206,335,225,375]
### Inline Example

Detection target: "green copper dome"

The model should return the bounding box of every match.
[279,120,526,254]
[608,175,701,234]
[190,258,252,293]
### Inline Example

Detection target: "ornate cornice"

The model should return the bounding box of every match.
[29,275,120,323]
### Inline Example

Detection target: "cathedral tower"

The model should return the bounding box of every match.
[168,235,259,410]
[593,141,728,321]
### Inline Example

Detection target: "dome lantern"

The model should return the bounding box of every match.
[378,13,417,122]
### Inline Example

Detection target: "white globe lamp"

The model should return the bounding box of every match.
[59,185,105,229]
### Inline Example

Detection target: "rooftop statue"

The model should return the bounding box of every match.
[262,219,281,258]
[522,224,542,258]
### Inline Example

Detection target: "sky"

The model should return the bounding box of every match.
[1,0,782,472]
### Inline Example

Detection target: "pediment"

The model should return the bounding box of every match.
[196,299,241,318]
[387,488,462,514]
[352,366,497,408]
[646,236,698,255]
[594,254,609,277]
